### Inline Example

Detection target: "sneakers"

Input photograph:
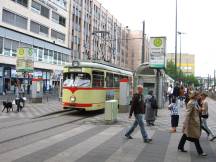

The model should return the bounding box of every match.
[178,148,188,152]
[199,152,207,157]
[125,134,133,139]
[144,138,152,143]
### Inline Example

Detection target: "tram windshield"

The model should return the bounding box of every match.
[63,73,91,87]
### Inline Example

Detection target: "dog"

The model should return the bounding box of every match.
[2,101,13,113]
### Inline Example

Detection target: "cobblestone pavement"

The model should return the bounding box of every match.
[0,98,215,162]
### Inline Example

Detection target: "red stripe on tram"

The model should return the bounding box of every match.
[63,87,119,93]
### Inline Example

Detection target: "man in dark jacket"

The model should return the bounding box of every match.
[125,85,152,143]
[173,83,180,99]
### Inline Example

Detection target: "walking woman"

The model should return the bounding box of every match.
[178,91,207,156]
[200,93,216,141]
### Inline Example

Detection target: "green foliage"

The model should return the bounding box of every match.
[165,60,199,86]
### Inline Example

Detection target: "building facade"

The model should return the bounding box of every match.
[0,0,132,94]
[0,0,72,94]
[128,30,150,70]
[167,53,195,75]
[70,0,130,68]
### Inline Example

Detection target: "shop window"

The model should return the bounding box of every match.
[31,1,49,18]
[106,73,114,87]
[12,0,28,7]
[33,46,38,61]
[2,9,27,29]
[57,52,62,65]
[53,51,57,64]
[44,49,48,62]
[38,47,43,62]
[92,71,104,88]
[48,50,53,64]
[0,37,3,55]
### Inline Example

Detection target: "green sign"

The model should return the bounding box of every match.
[16,47,34,72]
[153,38,163,47]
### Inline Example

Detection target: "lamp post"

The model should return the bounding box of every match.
[175,0,178,74]
[177,31,186,70]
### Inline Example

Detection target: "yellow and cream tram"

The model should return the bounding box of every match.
[62,61,133,111]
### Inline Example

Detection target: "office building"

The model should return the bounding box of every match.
[167,53,195,75]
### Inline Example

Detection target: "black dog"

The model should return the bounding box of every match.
[2,101,13,113]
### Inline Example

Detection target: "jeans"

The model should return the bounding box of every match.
[125,114,149,140]
[178,134,203,154]
[202,118,214,137]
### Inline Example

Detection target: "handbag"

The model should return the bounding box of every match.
[201,114,209,119]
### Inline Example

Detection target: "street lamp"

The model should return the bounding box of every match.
[177,31,186,70]
[175,0,178,73]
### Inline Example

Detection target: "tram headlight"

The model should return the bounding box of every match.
[70,96,76,102]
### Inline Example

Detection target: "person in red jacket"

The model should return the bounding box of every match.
[125,85,152,143]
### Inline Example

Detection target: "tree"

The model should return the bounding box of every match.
[165,60,199,86]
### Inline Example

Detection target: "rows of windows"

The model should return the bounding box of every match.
[0,37,70,65]
[2,9,28,29]
[12,0,28,7]
[2,9,66,42]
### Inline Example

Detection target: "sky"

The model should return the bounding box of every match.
[98,0,216,77]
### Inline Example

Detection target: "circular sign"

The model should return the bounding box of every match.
[18,48,25,57]
[153,38,163,47]
[28,48,33,56]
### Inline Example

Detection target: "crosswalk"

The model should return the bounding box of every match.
[0,123,215,162]
[0,100,62,118]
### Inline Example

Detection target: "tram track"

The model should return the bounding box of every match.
[0,110,103,145]
[0,109,76,130]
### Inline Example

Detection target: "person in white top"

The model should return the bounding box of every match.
[167,85,173,104]
[168,98,179,133]
[200,93,216,141]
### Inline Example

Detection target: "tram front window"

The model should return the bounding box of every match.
[63,73,91,87]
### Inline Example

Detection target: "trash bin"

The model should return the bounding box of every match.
[104,100,118,124]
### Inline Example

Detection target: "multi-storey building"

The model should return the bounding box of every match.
[70,0,130,68]
[128,30,150,70]
[167,53,195,75]
[0,0,132,94]
[0,0,72,93]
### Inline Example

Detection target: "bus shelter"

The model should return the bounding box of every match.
[134,63,165,109]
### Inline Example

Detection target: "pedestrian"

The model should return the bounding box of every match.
[145,90,157,126]
[168,98,179,133]
[173,83,180,99]
[178,91,207,156]
[179,85,185,107]
[200,92,216,141]
[125,85,152,143]
[167,85,173,104]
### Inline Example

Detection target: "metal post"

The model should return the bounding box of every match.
[175,0,178,74]
[214,69,216,91]
[179,33,182,70]
[142,21,145,63]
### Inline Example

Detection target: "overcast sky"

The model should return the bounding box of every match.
[98,0,216,77]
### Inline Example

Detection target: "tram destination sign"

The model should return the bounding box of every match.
[149,37,166,69]
[16,47,34,72]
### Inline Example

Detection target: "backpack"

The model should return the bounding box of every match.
[150,96,158,109]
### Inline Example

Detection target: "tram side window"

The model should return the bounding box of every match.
[92,71,104,88]
[106,73,114,87]
[113,74,120,87]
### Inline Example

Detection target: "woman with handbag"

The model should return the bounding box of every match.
[200,93,216,141]
[178,91,207,156]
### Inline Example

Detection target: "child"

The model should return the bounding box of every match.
[168,98,179,133]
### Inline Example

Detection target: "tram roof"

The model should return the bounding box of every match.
[65,61,133,76]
